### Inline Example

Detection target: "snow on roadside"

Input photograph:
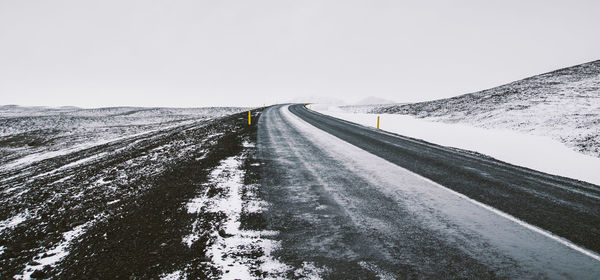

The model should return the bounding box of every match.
[293,262,329,280]
[242,141,255,148]
[181,155,289,279]
[314,104,600,186]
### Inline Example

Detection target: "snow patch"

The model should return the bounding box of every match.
[107,199,120,205]
[160,270,184,280]
[3,143,108,171]
[245,199,269,213]
[1,121,194,171]
[50,175,74,185]
[0,210,29,232]
[31,152,107,179]
[293,262,327,280]
[185,195,210,214]
[183,155,289,278]
[14,215,101,279]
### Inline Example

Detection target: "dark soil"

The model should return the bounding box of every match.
[0,109,262,279]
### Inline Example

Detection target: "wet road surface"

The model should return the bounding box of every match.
[257,104,600,279]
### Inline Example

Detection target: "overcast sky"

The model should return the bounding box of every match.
[1,0,599,107]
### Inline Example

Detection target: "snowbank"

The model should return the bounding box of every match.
[313,104,600,186]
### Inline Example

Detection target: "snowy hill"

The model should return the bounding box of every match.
[369,60,600,157]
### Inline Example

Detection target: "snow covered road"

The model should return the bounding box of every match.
[258,104,600,278]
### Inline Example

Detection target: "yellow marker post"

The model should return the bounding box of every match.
[248,110,251,126]
[309,105,311,110]
[377,116,380,129]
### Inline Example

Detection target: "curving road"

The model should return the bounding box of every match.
[257,104,600,279]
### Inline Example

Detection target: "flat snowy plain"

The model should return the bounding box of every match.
[315,104,600,186]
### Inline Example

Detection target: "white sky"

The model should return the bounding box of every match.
[1,0,599,107]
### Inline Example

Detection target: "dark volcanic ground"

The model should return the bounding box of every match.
[0,107,278,279]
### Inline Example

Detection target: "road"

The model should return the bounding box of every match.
[257,104,600,279]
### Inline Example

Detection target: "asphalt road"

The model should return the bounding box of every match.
[257,104,600,279]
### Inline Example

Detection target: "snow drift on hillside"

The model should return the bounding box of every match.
[364,60,600,158]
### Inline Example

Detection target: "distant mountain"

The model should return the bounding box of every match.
[370,60,600,157]
[354,96,395,105]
